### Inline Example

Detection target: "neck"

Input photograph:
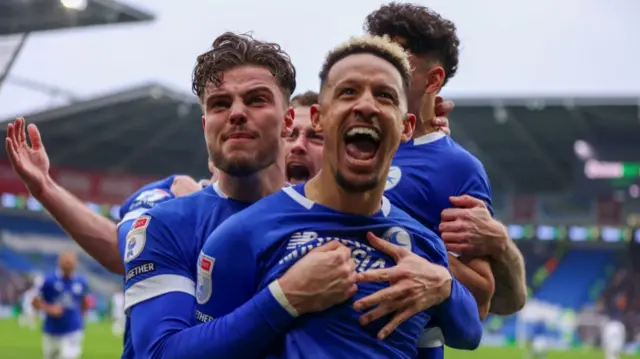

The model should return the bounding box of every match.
[304,169,385,216]
[413,93,438,138]
[218,163,285,203]
[412,115,440,139]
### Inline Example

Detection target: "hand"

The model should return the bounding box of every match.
[170,175,201,197]
[32,297,44,310]
[430,96,454,135]
[439,195,508,257]
[278,240,357,315]
[5,117,51,192]
[47,304,64,318]
[353,232,452,340]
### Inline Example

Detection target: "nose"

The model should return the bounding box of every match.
[289,135,308,155]
[229,101,248,125]
[351,92,380,120]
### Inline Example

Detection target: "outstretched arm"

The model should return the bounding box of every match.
[5,118,122,274]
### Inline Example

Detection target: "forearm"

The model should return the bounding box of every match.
[132,284,295,359]
[434,278,482,350]
[489,238,527,315]
[448,254,494,319]
[34,178,123,274]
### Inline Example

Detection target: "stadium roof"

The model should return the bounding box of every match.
[0,0,154,35]
[1,87,639,193]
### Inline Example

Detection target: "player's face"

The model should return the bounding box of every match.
[58,253,77,275]
[390,36,441,118]
[201,65,293,177]
[312,53,414,192]
[284,106,324,184]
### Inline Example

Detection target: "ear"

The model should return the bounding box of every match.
[201,115,206,130]
[282,106,294,137]
[400,113,416,143]
[425,66,445,94]
[310,104,324,133]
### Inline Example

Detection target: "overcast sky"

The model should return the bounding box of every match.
[0,0,638,118]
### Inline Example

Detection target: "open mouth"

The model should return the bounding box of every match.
[343,127,381,163]
[286,163,311,183]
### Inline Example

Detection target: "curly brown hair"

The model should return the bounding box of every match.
[192,32,297,102]
[364,2,459,87]
[290,91,319,107]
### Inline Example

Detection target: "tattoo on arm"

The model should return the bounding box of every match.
[489,239,527,315]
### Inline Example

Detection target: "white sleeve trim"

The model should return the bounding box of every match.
[268,280,299,317]
[117,208,147,227]
[418,327,444,348]
[124,274,195,313]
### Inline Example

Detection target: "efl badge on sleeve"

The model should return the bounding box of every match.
[124,215,151,263]
[196,253,215,304]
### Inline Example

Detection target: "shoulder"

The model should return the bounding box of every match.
[118,175,177,218]
[440,137,487,177]
[145,187,222,226]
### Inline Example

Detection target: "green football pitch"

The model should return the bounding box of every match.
[0,319,632,358]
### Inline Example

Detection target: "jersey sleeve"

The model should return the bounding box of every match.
[128,213,298,359]
[453,154,494,215]
[123,213,194,313]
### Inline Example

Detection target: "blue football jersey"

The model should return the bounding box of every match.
[122,183,249,319]
[385,132,493,355]
[385,131,494,235]
[39,271,88,335]
[197,184,449,359]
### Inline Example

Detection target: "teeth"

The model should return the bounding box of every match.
[346,127,380,142]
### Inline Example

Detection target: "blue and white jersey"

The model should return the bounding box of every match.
[39,271,88,335]
[197,184,451,359]
[385,131,494,236]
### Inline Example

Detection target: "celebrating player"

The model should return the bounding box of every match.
[285,91,324,184]
[196,34,482,359]
[33,251,89,359]
[364,2,527,316]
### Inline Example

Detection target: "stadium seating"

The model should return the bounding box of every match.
[534,248,616,309]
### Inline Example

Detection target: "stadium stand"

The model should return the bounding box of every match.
[0,0,153,322]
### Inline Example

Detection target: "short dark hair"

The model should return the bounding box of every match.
[290,91,319,107]
[319,35,411,95]
[192,32,297,102]
[364,2,459,87]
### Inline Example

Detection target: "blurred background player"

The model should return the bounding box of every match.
[33,251,89,359]
[18,273,44,330]
[110,291,125,336]
[602,317,626,359]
